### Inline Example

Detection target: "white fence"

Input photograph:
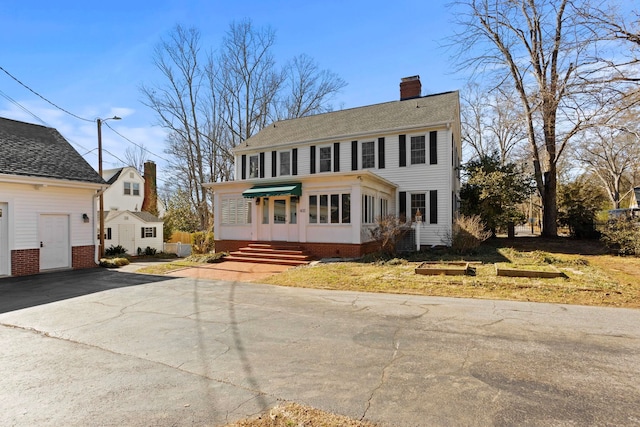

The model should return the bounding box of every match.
[163,242,192,257]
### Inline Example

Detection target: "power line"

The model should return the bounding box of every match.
[103,121,171,163]
[0,65,93,122]
[0,89,48,126]
[0,65,170,185]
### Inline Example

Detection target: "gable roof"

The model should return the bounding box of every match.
[0,117,105,184]
[105,168,123,184]
[236,90,460,151]
[130,211,162,223]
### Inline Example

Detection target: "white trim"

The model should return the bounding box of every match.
[0,173,106,191]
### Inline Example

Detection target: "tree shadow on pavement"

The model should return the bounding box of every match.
[0,268,174,314]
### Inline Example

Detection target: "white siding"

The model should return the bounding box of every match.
[0,182,97,250]
[230,127,460,246]
[102,167,145,212]
[104,213,163,254]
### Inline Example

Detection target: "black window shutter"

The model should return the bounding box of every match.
[310,146,316,174]
[430,190,438,224]
[241,155,247,179]
[259,152,265,178]
[378,137,385,169]
[333,142,340,172]
[292,148,298,175]
[430,131,437,165]
[141,228,144,238]
[153,227,157,238]
[399,191,407,221]
[399,135,406,167]
[351,140,358,170]
[271,151,277,177]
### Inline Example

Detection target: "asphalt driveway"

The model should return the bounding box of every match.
[0,269,639,426]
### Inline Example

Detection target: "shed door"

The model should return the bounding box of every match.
[0,203,7,275]
[118,224,136,255]
[39,214,70,270]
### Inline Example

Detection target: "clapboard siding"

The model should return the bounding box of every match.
[1,182,96,249]
[236,129,453,192]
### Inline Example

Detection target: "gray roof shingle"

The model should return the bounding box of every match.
[130,211,163,223]
[237,91,459,151]
[0,117,105,184]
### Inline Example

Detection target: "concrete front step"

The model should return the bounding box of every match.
[229,251,310,261]
[247,243,304,251]
[225,243,312,266]
[224,255,310,266]
[238,247,309,256]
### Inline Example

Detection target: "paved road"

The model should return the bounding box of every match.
[0,269,639,426]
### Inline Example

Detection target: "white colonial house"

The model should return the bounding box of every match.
[100,161,164,255]
[205,76,462,259]
[0,117,106,276]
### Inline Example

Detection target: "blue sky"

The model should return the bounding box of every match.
[0,0,463,182]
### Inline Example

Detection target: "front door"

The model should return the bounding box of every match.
[271,197,288,241]
[269,197,299,242]
[0,203,8,275]
[39,214,70,270]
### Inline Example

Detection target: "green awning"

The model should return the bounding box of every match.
[242,183,302,198]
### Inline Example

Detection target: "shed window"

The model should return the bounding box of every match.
[141,227,157,238]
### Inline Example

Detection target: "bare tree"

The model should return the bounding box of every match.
[140,25,211,230]
[451,0,635,236]
[123,144,148,173]
[461,83,527,164]
[574,116,640,209]
[215,19,285,146]
[141,20,348,228]
[279,54,347,119]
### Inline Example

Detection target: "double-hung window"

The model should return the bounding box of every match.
[124,182,131,195]
[319,146,332,172]
[280,151,290,176]
[249,155,259,178]
[411,193,426,222]
[362,141,375,168]
[410,136,426,165]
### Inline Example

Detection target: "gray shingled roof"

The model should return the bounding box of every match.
[0,117,105,184]
[130,211,162,223]
[236,91,459,151]
[105,210,162,223]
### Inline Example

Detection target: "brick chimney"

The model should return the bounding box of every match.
[400,75,422,100]
[141,161,159,217]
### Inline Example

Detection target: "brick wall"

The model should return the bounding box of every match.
[72,245,97,270]
[11,249,39,277]
[215,240,379,259]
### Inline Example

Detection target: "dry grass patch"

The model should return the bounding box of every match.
[134,261,203,275]
[225,402,379,427]
[263,240,639,308]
